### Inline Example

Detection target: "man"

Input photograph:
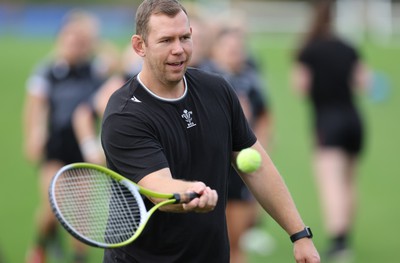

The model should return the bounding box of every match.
[101,0,320,262]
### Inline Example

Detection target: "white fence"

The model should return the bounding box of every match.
[195,0,400,44]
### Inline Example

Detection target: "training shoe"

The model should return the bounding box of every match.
[240,227,276,256]
[326,245,354,263]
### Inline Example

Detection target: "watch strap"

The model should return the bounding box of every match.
[290,226,313,243]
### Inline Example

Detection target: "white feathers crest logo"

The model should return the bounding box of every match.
[181,109,196,129]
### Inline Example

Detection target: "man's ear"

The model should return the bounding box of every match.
[131,35,145,57]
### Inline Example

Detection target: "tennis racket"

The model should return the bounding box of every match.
[49,162,199,248]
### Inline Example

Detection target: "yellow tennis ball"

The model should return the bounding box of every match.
[236,148,261,173]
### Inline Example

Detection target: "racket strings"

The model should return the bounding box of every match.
[106,180,141,243]
[55,168,143,245]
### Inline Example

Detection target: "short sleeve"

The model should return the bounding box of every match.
[26,64,50,97]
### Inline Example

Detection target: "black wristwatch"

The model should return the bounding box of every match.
[290,226,313,243]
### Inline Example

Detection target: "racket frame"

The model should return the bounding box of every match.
[49,162,181,248]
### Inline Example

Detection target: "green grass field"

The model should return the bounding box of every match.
[0,35,399,263]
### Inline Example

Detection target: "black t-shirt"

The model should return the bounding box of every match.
[27,59,106,162]
[28,59,105,132]
[298,37,360,113]
[101,67,256,262]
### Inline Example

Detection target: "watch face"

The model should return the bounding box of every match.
[306,227,313,237]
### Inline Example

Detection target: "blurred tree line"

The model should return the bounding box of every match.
[2,0,139,5]
[0,0,344,5]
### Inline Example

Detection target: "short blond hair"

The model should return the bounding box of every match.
[135,0,187,42]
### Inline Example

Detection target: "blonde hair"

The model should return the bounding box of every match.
[59,9,100,39]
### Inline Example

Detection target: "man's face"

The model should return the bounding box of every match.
[143,10,193,85]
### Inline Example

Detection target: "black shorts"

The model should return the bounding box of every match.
[45,128,84,164]
[315,109,364,155]
[227,170,254,201]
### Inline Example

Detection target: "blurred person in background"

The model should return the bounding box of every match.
[23,10,111,263]
[186,5,215,71]
[207,23,274,262]
[291,0,370,261]
[72,40,121,165]
[72,44,143,155]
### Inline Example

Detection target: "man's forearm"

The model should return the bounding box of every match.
[237,141,306,236]
[138,168,217,213]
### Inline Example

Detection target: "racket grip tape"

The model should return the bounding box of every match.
[173,192,201,204]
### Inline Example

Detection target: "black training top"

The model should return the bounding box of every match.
[26,59,106,162]
[298,37,360,113]
[101,67,256,263]
[27,59,105,132]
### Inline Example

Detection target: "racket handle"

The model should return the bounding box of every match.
[173,192,201,204]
